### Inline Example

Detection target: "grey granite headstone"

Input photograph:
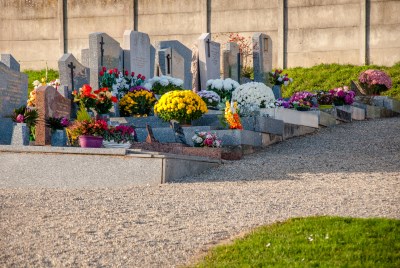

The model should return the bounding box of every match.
[156,40,193,89]
[58,53,90,94]
[198,33,221,91]
[253,33,272,83]
[89,32,122,89]
[122,30,151,79]
[1,54,20,72]
[222,42,241,82]
[157,47,185,84]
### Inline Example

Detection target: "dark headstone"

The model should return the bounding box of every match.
[145,124,159,144]
[169,120,188,145]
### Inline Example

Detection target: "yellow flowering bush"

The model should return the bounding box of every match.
[119,86,157,116]
[154,90,208,123]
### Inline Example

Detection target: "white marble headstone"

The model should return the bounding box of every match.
[123,30,151,79]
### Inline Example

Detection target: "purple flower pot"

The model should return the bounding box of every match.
[79,135,103,148]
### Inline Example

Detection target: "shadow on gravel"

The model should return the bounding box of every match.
[170,118,400,184]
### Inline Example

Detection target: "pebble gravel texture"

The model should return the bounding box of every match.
[1,117,399,267]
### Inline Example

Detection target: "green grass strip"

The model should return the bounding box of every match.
[192,216,400,268]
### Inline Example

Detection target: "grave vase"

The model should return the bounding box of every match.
[11,123,30,146]
[51,129,67,147]
[272,85,282,99]
[79,135,103,148]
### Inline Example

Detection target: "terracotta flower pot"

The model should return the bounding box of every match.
[79,135,103,148]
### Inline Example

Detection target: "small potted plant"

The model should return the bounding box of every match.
[118,86,157,117]
[358,69,392,95]
[329,86,356,106]
[288,91,318,111]
[196,90,221,109]
[154,90,208,125]
[206,78,239,103]
[192,131,222,148]
[231,82,275,110]
[224,101,242,130]
[45,116,70,146]
[316,91,334,109]
[143,75,183,96]
[10,105,38,145]
[103,125,137,148]
[268,69,293,99]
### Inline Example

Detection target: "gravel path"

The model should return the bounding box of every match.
[1,118,399,267]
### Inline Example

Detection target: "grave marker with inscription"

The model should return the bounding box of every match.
[35,86,71,146]
[222,42,241,82]
[89,32,122,90]
[123,30,151,79]
[253,33,272,83]
[157,48,185,84]
[198,33,221,90]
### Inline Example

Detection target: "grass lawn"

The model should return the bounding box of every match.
[191,216,400,268]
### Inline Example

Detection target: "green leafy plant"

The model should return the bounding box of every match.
[45,116,70,132]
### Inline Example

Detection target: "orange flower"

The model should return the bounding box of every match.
[81,84,93,97]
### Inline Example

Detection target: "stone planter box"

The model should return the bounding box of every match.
[11,123,29,146]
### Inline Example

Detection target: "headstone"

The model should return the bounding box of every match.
[351,80,366,95]
[1,54,20,72]
[59,53,90,94]
[89,32,122,90]
[222,42,241,82]
[157,48,185,84]
[253,33,272,83]
[191,44,200,92]
[122,30,151,79]
[0,55,27,145]
[198,33,221,91]
[35,86,71,146]
[156,40,193,89]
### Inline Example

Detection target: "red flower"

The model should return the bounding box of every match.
[102,66,107,72]
[72,90,78,95]
[141,76,146,80]
[111,96,118,103]
[113,68,118,74]
[108,70,113,74]
[131,72,135,77]
[125,70,129,76]
[137,74,142,79]
[81,84,93,97]
[99,70,104,76]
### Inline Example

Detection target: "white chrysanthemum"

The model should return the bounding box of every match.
[170,77,184,87]
[206,79,213,87]
[211,79,224,90]
[159,77,169,86]
[143,83,152,90]
[232,82,275,108]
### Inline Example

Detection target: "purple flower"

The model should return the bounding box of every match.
[60,117,70,127]
[130,86,151,92]
[16,114,24,123]
[282,101,291,108]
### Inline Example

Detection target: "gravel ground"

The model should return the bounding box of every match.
[1,117,399,267]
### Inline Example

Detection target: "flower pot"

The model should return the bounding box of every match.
[79,135,103,148]
[272,85,282,99]
[51,129,67,147]
[11,123,30,146]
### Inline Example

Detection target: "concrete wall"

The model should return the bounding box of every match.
[0,0,399,70]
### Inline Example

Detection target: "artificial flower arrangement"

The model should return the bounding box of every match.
[358,69,392,95]
[10,105,39,141]
[269,69,293,86]
[329,86,356,106]
[197,90,221,108]
[154,90,208,124]
[143,75,184,95]
[118,86,157,117]
[99,67,145,99]
[231,82,275,109]
[191,131,222,148]
[206,78,240,102]
[103,125,137,144]
[45,116,70,132]
[73,84,118,114]
[224,101,242,130]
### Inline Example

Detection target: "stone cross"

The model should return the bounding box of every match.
[100,36,105,66]
[67,61,76,91]
[206,39,211,57]
[166,53,171,74]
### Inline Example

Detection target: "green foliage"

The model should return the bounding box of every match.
[23,69,59,93]
[76,103,91,122]
[192,216,400,268]
[281,63,400,100]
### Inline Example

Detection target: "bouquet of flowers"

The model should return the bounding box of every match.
[232,82,275,109]
[358,69,392,95]
[154,90,208,123]
[103,125,137,144]
[73,84,118,114]
[197,90,221,107]
[206,78,239,102]
[99,67,145,99]
[269,69,293,86]
[288,91,318,110]
[143,76,184,95]
[67,119,108,139]
[329,86,356,106]
[192,131,222,148]
[316,90,334,106]
[224,101,242,130]
[118,86,157,117]
[45,116,70,132]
